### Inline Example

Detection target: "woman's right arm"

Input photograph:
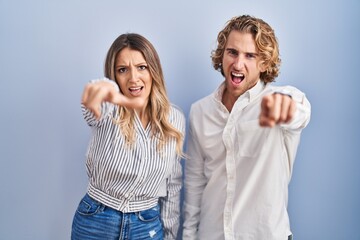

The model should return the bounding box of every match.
[81,78,119,126]
[81,78,144,126]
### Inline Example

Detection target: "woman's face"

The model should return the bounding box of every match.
[114,47,152,111]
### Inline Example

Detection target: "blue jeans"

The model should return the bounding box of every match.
[71,194,163,239]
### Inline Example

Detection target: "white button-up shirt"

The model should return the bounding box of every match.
[183,80,311,240]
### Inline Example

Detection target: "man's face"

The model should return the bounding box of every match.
[222,30,265,100]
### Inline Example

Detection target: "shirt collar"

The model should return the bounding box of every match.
[214,79,265,103]
[248,80,265,101]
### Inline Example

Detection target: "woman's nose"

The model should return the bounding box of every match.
[128,67,138,82]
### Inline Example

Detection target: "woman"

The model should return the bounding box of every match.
[71,33,185,240]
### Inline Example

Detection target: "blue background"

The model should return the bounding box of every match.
[1,0,359,239]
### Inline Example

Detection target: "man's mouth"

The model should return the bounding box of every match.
[231,72,245,84]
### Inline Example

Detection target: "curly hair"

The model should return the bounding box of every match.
[211,15,281,83]
[104,33,184,156]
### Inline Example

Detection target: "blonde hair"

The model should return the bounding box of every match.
[104,33,184,156]
[211,15,281,83]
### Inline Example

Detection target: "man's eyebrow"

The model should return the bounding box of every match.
[225,47,238,52]
[246,52,259,56]
[225,48,259,56]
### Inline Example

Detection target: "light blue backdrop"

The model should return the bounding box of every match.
[1,0,359,239]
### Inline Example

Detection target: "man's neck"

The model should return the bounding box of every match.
[222,88,238,113]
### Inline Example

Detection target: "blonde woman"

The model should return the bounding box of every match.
[71,33,185,240]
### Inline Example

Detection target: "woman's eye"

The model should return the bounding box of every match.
[118,68,126,73]
[139,65,147,70]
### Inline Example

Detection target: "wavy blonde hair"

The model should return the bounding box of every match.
[104,33,184,156]
[211,15,281,83]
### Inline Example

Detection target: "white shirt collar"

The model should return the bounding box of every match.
[214,79,265,104]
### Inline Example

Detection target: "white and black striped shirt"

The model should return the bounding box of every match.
[82,80,185,238]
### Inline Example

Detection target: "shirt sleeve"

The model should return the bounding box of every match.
[159,155,183,239]
[159,108,185,239]
[81,78,119,127]
[182,106,207,240]
[275,85,311,131]
[275,86,311,176]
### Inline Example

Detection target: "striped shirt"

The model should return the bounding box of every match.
[82,79,185,239]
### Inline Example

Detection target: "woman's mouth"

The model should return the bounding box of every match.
[129,86,144,96]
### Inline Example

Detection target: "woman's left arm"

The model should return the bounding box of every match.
[159,155,183,239]
[159,106,185,239]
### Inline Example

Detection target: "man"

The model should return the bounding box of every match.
[183,15,311,240]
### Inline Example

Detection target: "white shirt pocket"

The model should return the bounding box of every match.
[234,120,271,158]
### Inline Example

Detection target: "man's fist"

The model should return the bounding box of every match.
[259,93,296,127]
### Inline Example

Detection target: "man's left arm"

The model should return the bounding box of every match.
[259,86,311,130]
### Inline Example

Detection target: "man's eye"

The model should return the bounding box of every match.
[228,50,238,56]
[246,53,255,59]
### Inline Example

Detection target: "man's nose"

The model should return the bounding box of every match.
[234,56,245,70]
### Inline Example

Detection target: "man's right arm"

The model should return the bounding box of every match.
[183,106,207,240]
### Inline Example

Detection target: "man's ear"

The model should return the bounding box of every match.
[259,61,267,72]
